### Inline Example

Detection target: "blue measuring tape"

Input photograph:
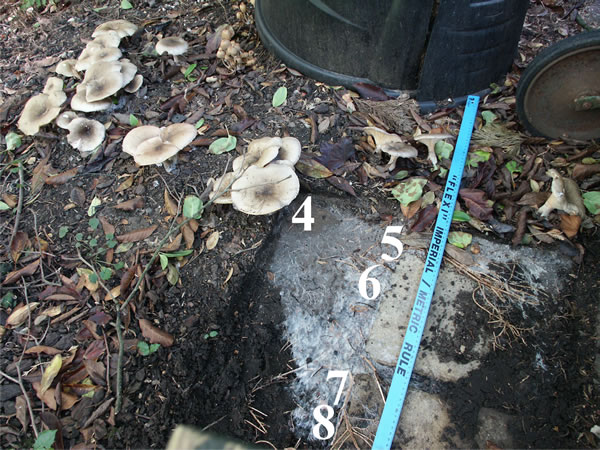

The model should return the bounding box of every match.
[372,95,480,450]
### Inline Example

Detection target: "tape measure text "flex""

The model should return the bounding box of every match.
[372,95,480,450]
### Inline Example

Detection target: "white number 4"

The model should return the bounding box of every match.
[292,196,315,231]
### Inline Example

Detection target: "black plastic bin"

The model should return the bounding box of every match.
[255,0,528,109]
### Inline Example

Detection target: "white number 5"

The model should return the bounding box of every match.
[381,226,404,261]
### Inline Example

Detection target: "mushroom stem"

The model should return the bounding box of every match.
[162,154,179,174]
[385,155,399,171]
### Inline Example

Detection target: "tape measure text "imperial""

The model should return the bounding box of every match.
[372,95,480,450]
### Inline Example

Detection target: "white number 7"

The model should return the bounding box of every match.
[327,370,349,406]
[381,225,404,261]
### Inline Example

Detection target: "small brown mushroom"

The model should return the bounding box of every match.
[538,169,586,217]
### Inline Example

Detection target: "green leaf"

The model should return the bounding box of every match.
[5,132,22,151]
[481,110,497,125]
[107,239,118,249]
[89,273,98,284]
[75,233,83,241]
[129,114,139,127]
[467,150,491,168]
[195,118,205,129]
[184,63,197,79]
[166,263,179,285]
[505,160,522,174]
[89,217,100,230]
[1,292,16,309]
[0,201,11,211]
[452,211,471,222]
[59,226,69,238]
[99,267,113,281]
[393,170,409,180]
[209,135,237,154]
[162,249,194,258]
[33,429,57,450]
[115,242,134,253]
[114,261,125,270]
[89,238,98,247]
[448,231,472,249]
[391,178,427,206]
[105,233,115,240]
[137,341,150,356]
[272,86,287,107]
[434,141,453,160]
[120,0,133,9]
[437,167,448,178]
[88,197,101,217]
[159,254,169,270]
[209,330,218,338]
[149,343,160,353]
[421,191,435,207]
[183,195,203,219]
[583,191,600,215]
[582,157,598,165]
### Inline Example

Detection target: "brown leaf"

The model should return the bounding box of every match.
[327,176,357,197]
[83,360,106,386]
[182,223,195,249]
[40,355,63,395]
[559,214,581,239]
[139,318,174,347]
[119,264,137,295]
[572,163,600,180]
[411,205,438,232]
[401,198,422,220]
[33,381,78,411]
[45,167,78,185]
[2,193,18,208]
[6,302,40,328]
[517,192,549,207]
[162,233,182,252]
[460,189,493,221]
[295,157,333,179]
[98,216,115,236]
[10,231,30,263]
[30,153,52,197]
[25,345,63,356]
[116,225,158,243]
[115,175,134,193]
[512,207,529,246]
[40,412,64,450]
[70,187,86,207]
[188,218,199,232]
[3,259,40,285]
[15,395,29,431]
[164,189,178,216]
[83,339,106,361]
[114,197,145,211]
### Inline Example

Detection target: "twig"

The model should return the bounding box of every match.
[9,162,24,256]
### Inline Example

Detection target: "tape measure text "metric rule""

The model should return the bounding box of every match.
[372,95,480,450]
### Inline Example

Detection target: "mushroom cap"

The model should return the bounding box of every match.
[17,93,62,136]
[75,46,122,72]
[42,77,67,106]
[55,111,79,129]
[55,59,80,79]
[159,123,197,149]
[413,132,453,145]
[92,20,138,39]
[232,145,279,173]
[124,74,143,93]
[83,61,124,102]
[155,37,189,55]
[278,137,302,166]
[363,126,403,149]
[86,31,121,49]
[380,142,418,158]
[66,118,105,153]
[221,25,235,41]
[71,84,112,112]
[209,172,236,204]
[231,164,300,215]
[122,125,162,157]
[118,59,138,87]
[131,137,181,165]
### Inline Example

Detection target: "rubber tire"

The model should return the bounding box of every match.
[516,30,600,139]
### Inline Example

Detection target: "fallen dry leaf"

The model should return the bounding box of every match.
[401,198,422,220]
[33,381,78,411]
[10,231,30,263]
[205,231,220,250]
[45,167,78,185]
[40,354,63,395]
[2,193,18,208]
[117,225,158,243]
[2,259,40,285]
[99,216,116,236]
[164,189,178,216]
[560,214,581,239]
[115,175,134,193]
[30,154,52,197]
[162,233,182,252]
[183,223,195,249]
[139,318,174,347]
[15,396,29,431]
[114,197,145,211]
[6,302,39,327]
[25,345,63,356]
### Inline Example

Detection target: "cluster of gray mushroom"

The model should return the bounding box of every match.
[17,19,141,156]
[215,24,256,70]
[208,137,302,215]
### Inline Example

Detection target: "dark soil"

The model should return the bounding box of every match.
[1,0,599,449]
